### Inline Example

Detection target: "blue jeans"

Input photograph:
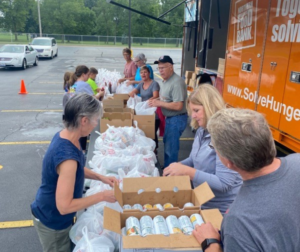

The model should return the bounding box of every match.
[163,114,188,168]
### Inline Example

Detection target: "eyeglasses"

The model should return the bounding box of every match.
[208,141,214,150]
[156,66,170,71]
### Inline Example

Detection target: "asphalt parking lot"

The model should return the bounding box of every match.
[0,45,194,251]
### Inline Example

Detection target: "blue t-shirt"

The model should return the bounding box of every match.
[135,64,154,82]
[31,132,85,230]
[74,81,94,95]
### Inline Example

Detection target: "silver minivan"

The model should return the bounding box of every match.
[31,37,58,59]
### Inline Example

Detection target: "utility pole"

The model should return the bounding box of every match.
[128,0,131,49]
[37,0,42,37]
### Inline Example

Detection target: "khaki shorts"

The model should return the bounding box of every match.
[32,214,72,252]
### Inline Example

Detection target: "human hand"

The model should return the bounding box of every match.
[129,91,135,98]
[192,222,220,244]
[148,99,160,107]
[117,78,124,84]
[101,176,118,187]
[126,81,134,86]
[100,190,117,203]
[163,162,189,176]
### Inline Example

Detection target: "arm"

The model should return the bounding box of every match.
[84,167,117,187]
[193,154,241,193]
[148,99,184,111]
[55,160,116,215]
[148,90,159,100]
[193,222,223,252]
[129,89,139,97]
[127,80,140,86]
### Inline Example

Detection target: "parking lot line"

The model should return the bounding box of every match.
[0,165,3,169]
[0,220,33,229]
[1,109,62,113]
[39,82,61,84]
[27,93,64,95]
[154,72,163,80]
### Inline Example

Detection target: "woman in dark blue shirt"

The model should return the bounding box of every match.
[31,94,117,252]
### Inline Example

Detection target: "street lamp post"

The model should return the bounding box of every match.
[128,0,131,49]
[37,0,42,37]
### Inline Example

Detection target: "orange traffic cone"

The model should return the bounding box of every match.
[19,79,28,94]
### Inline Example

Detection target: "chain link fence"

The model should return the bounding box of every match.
[0,32,182,48]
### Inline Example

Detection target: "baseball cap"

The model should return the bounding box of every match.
[154,55,174,65]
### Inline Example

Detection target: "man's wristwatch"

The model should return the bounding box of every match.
[201,238,220,251]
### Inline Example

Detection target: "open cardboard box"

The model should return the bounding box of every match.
[102,107,155,139]
[104,207,222,249]
[100,112,133,133]
[103,94,130,109]
[104,176,223,249]
[114,176,214,210]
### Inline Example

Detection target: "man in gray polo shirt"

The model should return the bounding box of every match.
[149,55,187,168]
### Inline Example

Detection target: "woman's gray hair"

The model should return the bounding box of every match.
[63,93,101,130]
[207,108,276,172]
[135,53,147,63]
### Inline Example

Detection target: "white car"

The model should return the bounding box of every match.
[31,37,58,59]
[0,44,38,70]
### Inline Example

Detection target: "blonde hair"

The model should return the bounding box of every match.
[187,84,225,129]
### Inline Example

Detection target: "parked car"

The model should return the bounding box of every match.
[0,44,38,70]
[31,37,58,59]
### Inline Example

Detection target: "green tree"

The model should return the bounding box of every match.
[0,0,29,40]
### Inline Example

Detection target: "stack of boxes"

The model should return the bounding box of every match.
[185,71,198,95]
[101,94,155,139]
[104,176,223,251]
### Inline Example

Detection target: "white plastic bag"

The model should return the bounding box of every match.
[135,101,157,115]
[116,81,134,94]
[73,226,115,252]
[69,208,104,245]
[127,94,142,109]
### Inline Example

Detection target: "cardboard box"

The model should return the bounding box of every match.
[134,114,155,139]
[103,94,130,109]
[113,176,214,210]
[191,73,197,80]
[185,78,190,85]
[104,176,222,250]
[120,235,202,252]
[100,112,133,133]
[185,71,194,79]
[104,108,134,114]
[217,58,225,75]
[188,79,196,87]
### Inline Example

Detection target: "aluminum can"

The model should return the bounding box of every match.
[132,204,143,211]
[166,215,182,234]
[178,215,194,235]
[163,203,174,209]
[190,213,204,228]
[143,204,153,210]
[123,204,132,210]
[140,215,154,236]
[153,204,164,211]
[183,202,195,208]
[153,215,169,235]
[125,217,141,236]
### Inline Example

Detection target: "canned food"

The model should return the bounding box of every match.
[178,215,193,235]
[123,204,132,210]
[166,215,182,234]
[153,215,169,235]
[140,215,154,236]
[143,204,153,210]
[125,217,141,236]
[183,202,195,208]
[190,214,204,228]
[153,204,164,211]
[132,204,143,211]
[163,203,174,209]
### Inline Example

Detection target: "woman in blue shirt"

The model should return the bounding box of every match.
[126,53,154,88]
[163,85,242,214]
[31,94,117,252]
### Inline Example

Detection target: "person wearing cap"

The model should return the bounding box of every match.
[192,108,300,252]
[148,55,188,168]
